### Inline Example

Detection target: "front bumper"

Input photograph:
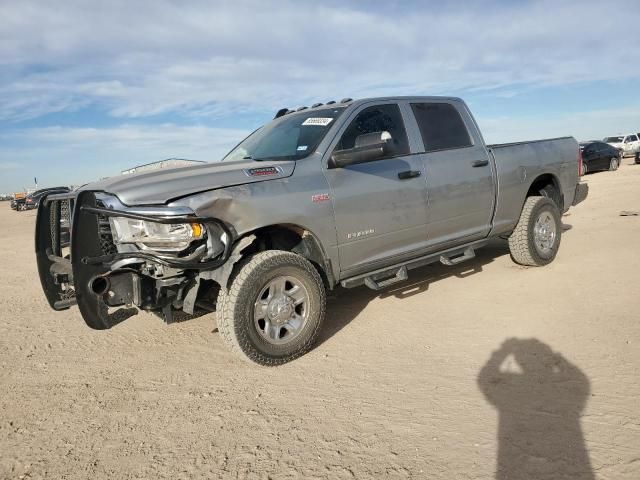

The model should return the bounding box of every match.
[36,190,231,329]
[572,182,588,206]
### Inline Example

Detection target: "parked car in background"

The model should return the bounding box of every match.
[24,187,71,210]
[10,192,27,211]
[635,151,640,164]
[579,141,621,174]
[603,134,640,157]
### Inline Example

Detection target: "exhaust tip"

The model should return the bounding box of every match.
[90,276,110,296]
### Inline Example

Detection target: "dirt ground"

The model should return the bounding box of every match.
[1,159,639,480]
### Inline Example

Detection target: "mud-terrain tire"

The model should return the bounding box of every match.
[609,157,619,171]
[509,196,562,267]
[217,250,326,366]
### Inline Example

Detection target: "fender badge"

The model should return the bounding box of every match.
[312,193,330,203]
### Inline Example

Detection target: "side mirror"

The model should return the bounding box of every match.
[329,131,392,168]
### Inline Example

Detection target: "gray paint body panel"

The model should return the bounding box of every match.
[78,96,582,283]
[84,159,296,206]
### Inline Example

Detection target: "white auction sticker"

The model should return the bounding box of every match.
[297,145,308,151]
[302,117,333,126]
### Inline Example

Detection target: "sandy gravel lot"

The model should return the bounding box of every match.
[1,159,639,479]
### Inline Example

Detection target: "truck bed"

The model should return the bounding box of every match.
[487,136,579,236]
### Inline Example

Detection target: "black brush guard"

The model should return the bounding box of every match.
[36,190,232,330]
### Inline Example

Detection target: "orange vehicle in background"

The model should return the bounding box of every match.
[10,192,27,211]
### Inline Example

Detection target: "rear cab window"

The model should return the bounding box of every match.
[410,102,473,152]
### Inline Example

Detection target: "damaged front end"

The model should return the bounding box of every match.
[36,190,234,329]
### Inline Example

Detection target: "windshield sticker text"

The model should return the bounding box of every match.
[302,118,333,127]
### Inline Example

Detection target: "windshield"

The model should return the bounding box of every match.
[223,107,346,162]
[603,136,623,143]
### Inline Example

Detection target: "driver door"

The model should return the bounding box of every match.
[627,134,640,155]
[323,102,429,277]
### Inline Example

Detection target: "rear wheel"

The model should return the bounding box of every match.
[582,163,588,175]
[609,157,619,171]
[509,196,562,266]
[217,250,326,366]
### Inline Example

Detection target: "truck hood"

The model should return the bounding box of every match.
[83,159,295,206]
[606,142,623,149]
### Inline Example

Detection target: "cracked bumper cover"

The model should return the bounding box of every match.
[36,190,233,330]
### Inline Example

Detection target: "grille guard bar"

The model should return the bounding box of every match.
[36,190,235,330]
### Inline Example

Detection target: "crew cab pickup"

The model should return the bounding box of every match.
[604,133,640,157]
[36,96,588,365]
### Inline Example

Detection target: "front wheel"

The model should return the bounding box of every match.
[217,250,326,365]
[609,157,619,171]
[509,196,562,266]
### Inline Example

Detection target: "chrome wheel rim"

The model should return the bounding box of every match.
[534,211,556,255]
[253,275,309,345]
[610,158,618,170]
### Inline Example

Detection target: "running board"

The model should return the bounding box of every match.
[364,266,408,291]
[341,240,487,290]
[439,247,475,266]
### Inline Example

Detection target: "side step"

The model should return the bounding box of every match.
[439,247,475,266]
[340,240,487,291]
[364,266,408,291]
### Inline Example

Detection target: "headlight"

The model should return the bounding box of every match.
[109,217,204,252]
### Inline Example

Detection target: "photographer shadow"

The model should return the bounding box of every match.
[478,338,594,480]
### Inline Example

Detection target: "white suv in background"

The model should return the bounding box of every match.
[603,133,640,157]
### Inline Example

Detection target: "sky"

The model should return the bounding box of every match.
[1,0,639,193]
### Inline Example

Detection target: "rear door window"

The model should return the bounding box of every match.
[411,103,473,152]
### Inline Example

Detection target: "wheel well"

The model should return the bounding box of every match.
[239,224,334,288]
[526,174,563,210]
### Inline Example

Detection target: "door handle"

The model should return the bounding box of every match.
[472,160,489,167]
[398,170,422,179]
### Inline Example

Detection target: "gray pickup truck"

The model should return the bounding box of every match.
[36,96,588,365]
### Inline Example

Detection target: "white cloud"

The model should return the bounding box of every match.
[0,162,20,171]
[0,124,250,188]
[1,0,638,121]
[477,106,640,144]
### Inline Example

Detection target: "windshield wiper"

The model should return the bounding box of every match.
[243,155,297,162]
